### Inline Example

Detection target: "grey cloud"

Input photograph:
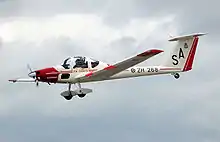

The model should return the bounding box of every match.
[136,0,220,36]
[1,0,219,35]
[1,77,220,142]
[0,0,103,17]
[106,36,138,61]
[1,29,219,142]
[0,0,20,17]
[1,35,219,142]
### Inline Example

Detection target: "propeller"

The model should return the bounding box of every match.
[27,64,39,87]
[27,64,33,73]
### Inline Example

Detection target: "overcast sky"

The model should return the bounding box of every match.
[0,0,219,142]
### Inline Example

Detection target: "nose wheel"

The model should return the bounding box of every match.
[75,83,87,98]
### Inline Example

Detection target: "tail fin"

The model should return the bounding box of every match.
[164,33,206,72]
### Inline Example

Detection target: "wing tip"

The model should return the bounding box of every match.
[9,79,16,83]
[137,49,164,57]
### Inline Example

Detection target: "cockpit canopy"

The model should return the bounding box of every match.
[62,56,99,69]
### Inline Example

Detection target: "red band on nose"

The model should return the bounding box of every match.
[36,67,59,83]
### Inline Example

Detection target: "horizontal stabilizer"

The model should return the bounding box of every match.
[169,33,207,41]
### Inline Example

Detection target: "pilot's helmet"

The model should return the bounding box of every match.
[63,57,75,69]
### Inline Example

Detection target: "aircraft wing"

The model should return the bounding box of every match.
[76,49,163,81]
[9,78,36,83]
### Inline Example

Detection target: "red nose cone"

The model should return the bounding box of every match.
[36,67,59,83]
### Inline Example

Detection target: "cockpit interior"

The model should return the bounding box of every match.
[62,56,99,69]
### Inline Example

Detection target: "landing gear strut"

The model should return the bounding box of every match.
[75,83,86,98]
[61,82,92,100]
[63,84,73,100]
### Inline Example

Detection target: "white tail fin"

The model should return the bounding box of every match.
[164,33,206,71]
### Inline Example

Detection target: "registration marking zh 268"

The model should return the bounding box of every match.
[131,67,159,73]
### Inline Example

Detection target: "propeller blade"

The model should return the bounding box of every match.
[27,64,33,73]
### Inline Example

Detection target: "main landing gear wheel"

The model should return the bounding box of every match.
[61,83,92,100]
[174,73,180,79]
[63,84,73,100]
[78,94,86,98]
[64,94,73,100]
[77,89,86,98]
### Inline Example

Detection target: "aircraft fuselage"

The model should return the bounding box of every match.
[56,66,182,84]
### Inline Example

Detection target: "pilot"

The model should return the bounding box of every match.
[62,57,75,69]
[74,57,88,68]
